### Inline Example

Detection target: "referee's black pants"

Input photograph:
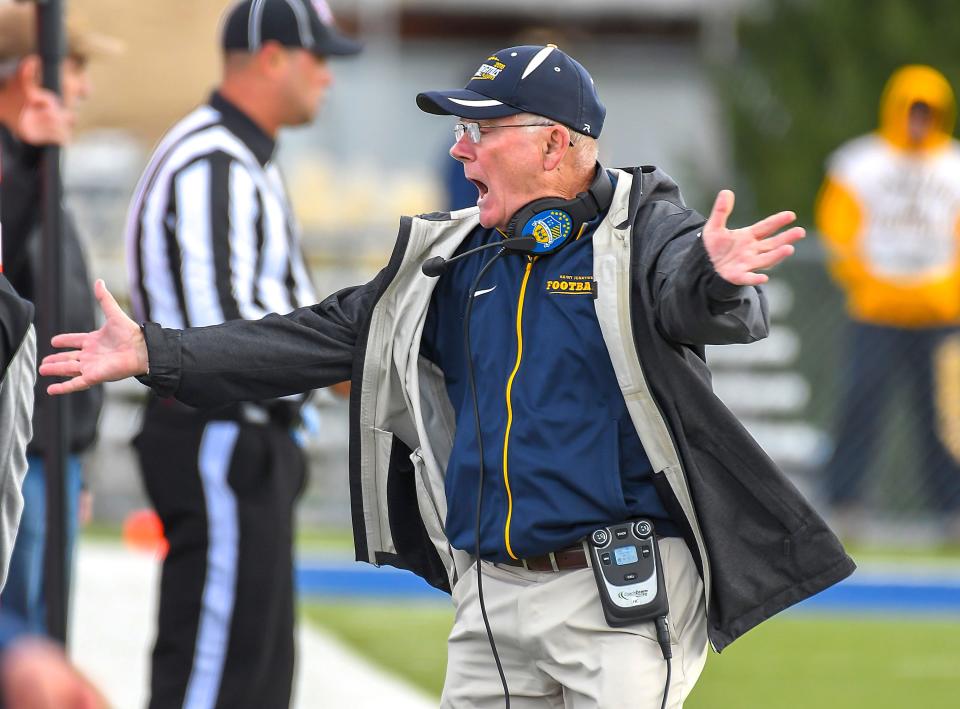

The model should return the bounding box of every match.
[134,399,307,709]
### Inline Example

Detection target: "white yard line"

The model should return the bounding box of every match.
[69,541,436,709]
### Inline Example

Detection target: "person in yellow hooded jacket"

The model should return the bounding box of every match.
[816,64,960,531]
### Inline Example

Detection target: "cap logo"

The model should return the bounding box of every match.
[583,124,591,134]
[473,56,505,81]
[311,0,334,25]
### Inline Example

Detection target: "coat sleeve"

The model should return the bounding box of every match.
[649,208,770,346]
[141,271,385,408]
[0,275,35,591]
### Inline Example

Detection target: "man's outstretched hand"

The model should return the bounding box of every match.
[702,190,805,286]
[39,280,149,395]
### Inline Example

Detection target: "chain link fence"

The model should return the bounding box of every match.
[711,237,960,544]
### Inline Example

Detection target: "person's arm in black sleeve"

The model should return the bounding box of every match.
[40,272,383,403]
[649,189,802,346]
[651,212,770,346]
[143,275,382,407]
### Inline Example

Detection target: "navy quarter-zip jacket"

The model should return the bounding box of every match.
[421,193,674,562]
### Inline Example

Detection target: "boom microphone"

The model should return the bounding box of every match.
[421,237,538,277]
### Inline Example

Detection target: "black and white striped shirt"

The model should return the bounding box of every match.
[126,91,316,329]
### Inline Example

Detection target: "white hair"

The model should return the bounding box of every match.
[517,111,599,170]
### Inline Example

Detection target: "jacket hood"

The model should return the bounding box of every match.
[878,65,955,151]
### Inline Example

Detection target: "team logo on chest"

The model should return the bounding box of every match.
[545,274,595,296]
[523,209,573,254]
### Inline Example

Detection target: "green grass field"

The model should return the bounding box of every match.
[88,524,960,704]
[303,602,453,697]
[303,602,960,707]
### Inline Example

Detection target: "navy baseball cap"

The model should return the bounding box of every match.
[417,45,605,137]
[222,0,362,57]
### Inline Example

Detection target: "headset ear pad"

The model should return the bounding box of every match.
[506,197,566,240]
[504,165,613,253]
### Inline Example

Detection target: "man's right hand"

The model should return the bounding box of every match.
[39,280,149,395]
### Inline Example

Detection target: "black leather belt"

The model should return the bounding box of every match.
[500,544,589,572]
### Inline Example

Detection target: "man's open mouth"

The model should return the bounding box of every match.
[468,178,489,202]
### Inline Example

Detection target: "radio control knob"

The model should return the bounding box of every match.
[591,529,609,546]
[634,521,652,538]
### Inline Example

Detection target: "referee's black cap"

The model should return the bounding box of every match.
[222,0,362,57]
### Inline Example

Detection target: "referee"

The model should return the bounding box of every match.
[124,2,359,707]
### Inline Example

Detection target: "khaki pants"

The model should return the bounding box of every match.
[441,538,708,709]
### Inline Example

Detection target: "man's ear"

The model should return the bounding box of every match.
[256,41,287,75]
[543,124,570,171]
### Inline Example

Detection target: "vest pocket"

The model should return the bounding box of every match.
[410,446,447,541]
[410,446,459,587]
[372,427,398,553]
[372,428,456,590]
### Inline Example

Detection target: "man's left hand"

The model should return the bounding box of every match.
[702,190,805,286]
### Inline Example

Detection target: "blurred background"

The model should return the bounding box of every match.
[71,0,960,545]
[18,0,960,706]
[75,0,746,533]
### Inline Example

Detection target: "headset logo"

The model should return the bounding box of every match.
[524,209,572,253]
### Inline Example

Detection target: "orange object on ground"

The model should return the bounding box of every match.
[122,508,169,557]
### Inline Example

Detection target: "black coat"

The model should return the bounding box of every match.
[0,127,102,454]
[0,275,33,385]
[142,166,855,652]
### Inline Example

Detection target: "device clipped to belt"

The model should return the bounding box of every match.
[586,519,668,625]
[586,519,674,708]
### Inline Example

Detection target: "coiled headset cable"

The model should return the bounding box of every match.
[656,616,672,709]
[462,246,512,708]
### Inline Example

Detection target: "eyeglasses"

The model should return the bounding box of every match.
[453,121,556,144]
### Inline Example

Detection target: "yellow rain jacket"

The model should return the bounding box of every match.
[816,65,960,327]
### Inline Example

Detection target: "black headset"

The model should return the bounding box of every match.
[503,164,615,254]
